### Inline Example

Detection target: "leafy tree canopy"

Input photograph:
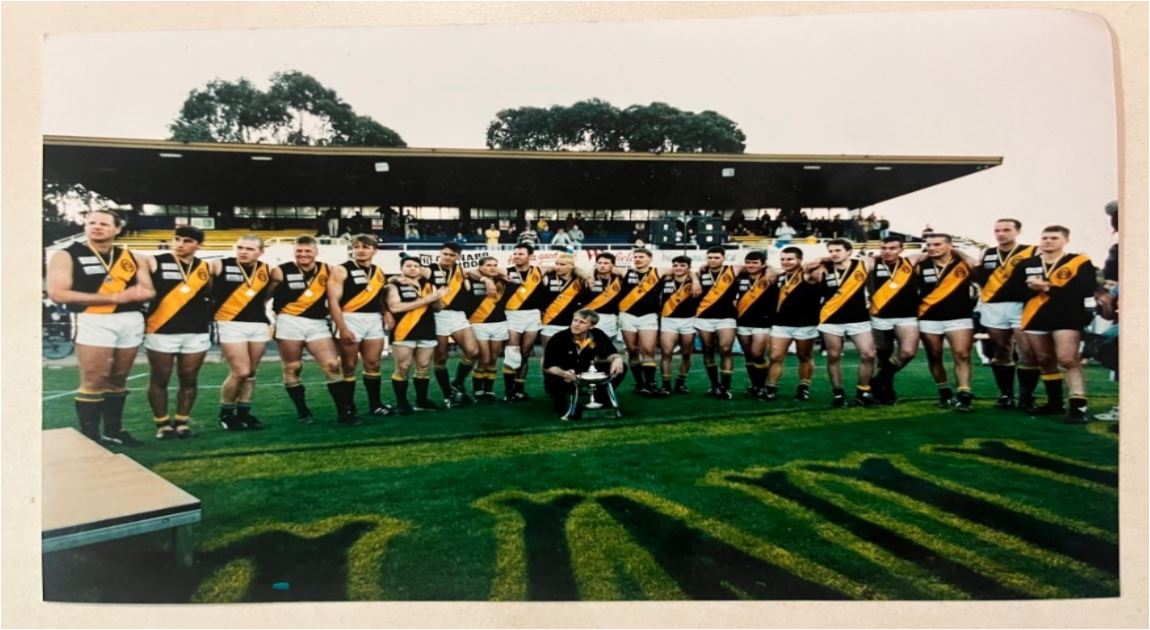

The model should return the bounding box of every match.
[169,71,405,147]
[486,99,746,153]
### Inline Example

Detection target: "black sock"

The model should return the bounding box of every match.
[363,373,383,409]
[101,390,129,435]
[719,370,732,390]
[503,370,517,397]
[236,403,252,419]
[675,374,687,389]
[991,364,1016,397]
[343,379,358,413]
[74,393,104,440]
[414,376,432,402]
[630,361,644,388]
[219,403,236,418]
[1017,367,1040,401]
[937,384,954,402]
[746,364,760,388]
[1044,374,1067,409]
[662,377,672,391]
[473,371,485,396]
[326,382,348,416]
[642,364,657,389]
[705,364,719,388]
[454,360,475,388]
[392,378,409,405]
[286,383,311,416]
[832,387,845,398]
[1068,396,1088,412]
[765,384,779,395]
[434,366,453,397]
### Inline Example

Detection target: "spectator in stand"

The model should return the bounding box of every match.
[484,224,502,247]
[536,218,552,243]
[851,216,868,242]
[324,207,341,236]
[551,227,574,249]
[569,224,585,249]
[878,218,891,240]
[774,220,797,244]
[729,209,746,229]
[628,225,645,245]
[453,231,469,245]
[922,224,934,238]
[518,223,540,246]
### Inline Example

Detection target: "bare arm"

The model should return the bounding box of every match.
[46,250,153,306]
[327,265,355,342]
[264,266,284,304]
[387,283,447,314]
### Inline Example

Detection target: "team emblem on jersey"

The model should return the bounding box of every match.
[120,258,136,273]
[257,268,269,282]
[197,267,209,281]
[954,266,967,279]
[1056,268,1072,281]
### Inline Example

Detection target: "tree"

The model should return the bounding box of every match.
[42,181,114,242]
[169,71,406,147]
[485,99,745,153]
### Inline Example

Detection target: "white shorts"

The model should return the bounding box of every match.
[145,332,211,354]
[620,312,660,332]
[979,301,1024,330]
[870,316,919,332]
[217,320,271,344]
[75,312,144,349]
[660,317,696,336]
[507,309,542,333]
[393,339,438,349]
[343,312,385,341]
[594,313,619,338]
[819,321,873,338]
[275,313,333,342]
[435,310,471,337]
[473,321,510,342]
[693,317,737,333]
[737,326,771,337]
[541,324,568,338]
[919,318,975,335]
[770,325,820,341]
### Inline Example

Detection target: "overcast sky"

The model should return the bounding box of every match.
[42,10,1118,260]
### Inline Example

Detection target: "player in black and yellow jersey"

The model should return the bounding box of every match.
[581,252,624,340]
[539,253,586,351]
[867,237,921,404]
[805,239,878,408]
[47,209,156,447]
[503,243,549,402]
[328,234,391,418]
[1014,225,1097,422]
[386,256,449,414]
[695,246,742,400]
[267,235,354,425]
[734,251,779,399]
[658,256,702,394]
[465,256,512,400]
[974,219,1039,410]
[620,247,691,396]
[211,235,273,431]
[764,247,822,402]
[915,233,978,412]
[423,242,483,407]
[141,226,212,439]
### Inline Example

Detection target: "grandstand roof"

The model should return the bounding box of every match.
[43,136,1001,210]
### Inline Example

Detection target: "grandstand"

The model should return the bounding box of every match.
[114,228,307,251]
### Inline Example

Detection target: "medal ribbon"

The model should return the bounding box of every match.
[215,262,269,321]
[393,281,433,341]
[918,259,972,317]
[85,246,137,315]
[980,245,1036,301]
[541,275,583,325]
[281,263,329,316]
[819,260,867,323]
[869,258,915,315]
[342,265,385,313]
[694,266,736,316]
[1020,254,1091,328]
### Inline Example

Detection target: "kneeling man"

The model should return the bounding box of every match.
[542,309,627,421]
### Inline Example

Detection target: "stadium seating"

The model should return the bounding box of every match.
[116,229,312,251]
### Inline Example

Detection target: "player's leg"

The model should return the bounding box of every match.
[173,349,208,435]
[716,326,736,398]
[877,324,918,403]
[795,338,816,400]
[622,328,646,392]
[638,328,662,396]
[146,349,177,438]
[1026,332,1063,414]
[505,328,523,399]
[390,344,415,413]
[218,341,253,430]
[764,335,790,400]
[102,344,143,444]
[278,339,314,423]
[945,327,975,412]
[359,337,387,414]
[676,331,696,393]
[850,330,877,405]
[308,336,358,424]
[450,326,480,401]
[433,334,454,401]
[237,340,266,426]
[987,325,1017,405]
[920,332,953,407]
[659,329,678,392]
[749,333,771,397]
[515,329,539,401]
[1053,329,1088,421]
[737,333,756,395]
[696,328,719,394]
[821,332,846,406]
[1014,327,1041,411]
[74,343,116,440]
[413,345,439,410]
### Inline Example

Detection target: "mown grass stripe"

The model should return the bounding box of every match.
[154,406,932,485]
[704,468,969,599]
[923,439,1117,494]
[566,500,687,600]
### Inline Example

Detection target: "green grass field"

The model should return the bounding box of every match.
[40,352,1120,603]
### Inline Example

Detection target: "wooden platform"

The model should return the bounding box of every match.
[42,428,202,566]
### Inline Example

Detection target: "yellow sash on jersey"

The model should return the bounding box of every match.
[1021,254,1091,328]
[980,245,1037,301]
[469,284,505,324]
[820,261,867,323]
[215,262,270,321]
[146,259,209,333]
[869,258,916,316]
[777,272,804,310]
[695,266,736,316]
[542,276,582,325]
[585,276,623,311]
[281,263,329,316]
[439,264,465,308]
[736,274,770,317]
[618,269,660,313]
[661,279,692,317]
[393,281,433,341]
[506,266,543,311]
[918,260,972,317]
[342,266,385,313]
[86,247,137,314]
